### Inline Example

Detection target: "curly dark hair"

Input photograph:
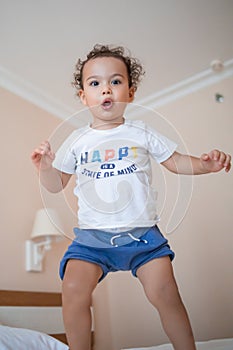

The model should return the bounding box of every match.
[72,44,145,92]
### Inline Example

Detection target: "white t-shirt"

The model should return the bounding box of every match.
[53,120,177,230]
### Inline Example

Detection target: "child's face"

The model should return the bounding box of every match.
[79,56,135,128]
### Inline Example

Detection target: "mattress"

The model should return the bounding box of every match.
[122,338,233,350]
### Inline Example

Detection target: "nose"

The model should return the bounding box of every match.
[102,83,112,95]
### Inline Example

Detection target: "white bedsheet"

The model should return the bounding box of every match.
[122,338,233,350]
[0,325,69,350]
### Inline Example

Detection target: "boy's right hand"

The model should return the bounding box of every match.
[31,141,55,171]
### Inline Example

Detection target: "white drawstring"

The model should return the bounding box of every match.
[127,233,141,242]
[110,234,121,247]
[110,232,148,247]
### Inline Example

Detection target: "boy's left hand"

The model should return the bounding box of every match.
[201,150,231,173]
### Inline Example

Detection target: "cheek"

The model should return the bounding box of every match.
[83,94,98,107]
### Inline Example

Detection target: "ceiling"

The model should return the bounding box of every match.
[1,0,233,118]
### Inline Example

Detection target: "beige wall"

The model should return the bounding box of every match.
[1,77,233,350]
[94,77,233,350]
[0,87,74,292]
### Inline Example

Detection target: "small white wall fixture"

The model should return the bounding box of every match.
[25,208,64,272]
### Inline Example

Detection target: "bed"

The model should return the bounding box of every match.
[122,338,233,350]
[0,290,94,350]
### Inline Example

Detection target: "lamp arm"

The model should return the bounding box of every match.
[34,238,52,265]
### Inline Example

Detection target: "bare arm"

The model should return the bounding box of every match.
[31,141,72,193]
[162,150,231,175]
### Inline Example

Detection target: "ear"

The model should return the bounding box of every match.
[128,87,135,102]
[78,89,87,105]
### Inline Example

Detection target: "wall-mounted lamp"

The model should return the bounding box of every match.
[25,208,64,272]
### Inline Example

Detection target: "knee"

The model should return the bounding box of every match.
[144,278,181,308]
[61,260,101,306]
[63,277,82,295]
[62,278,93,307]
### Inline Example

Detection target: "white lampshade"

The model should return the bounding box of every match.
[31,208,64,240]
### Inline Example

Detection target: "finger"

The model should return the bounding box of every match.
[41,140,51,149]
[200,153,210,161]
[224,154,232,172]
[40,140,49,147]
[31,147,50,162]
[225,163,231,172]
[48,150,56,161]
[39,141,51,155]
[31,149,43,159]
[209,149,220,161]
[218,152,227,164]
[224,153,231,166]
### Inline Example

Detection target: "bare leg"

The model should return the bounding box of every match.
[62,259,102,350]
[137,257,196,350]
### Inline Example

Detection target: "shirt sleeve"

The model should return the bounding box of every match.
[146,125,177,163]
[52,131,78,174]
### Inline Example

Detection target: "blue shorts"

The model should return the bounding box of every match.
[59,225,175,282]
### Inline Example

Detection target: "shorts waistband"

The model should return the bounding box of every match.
[73,227,151,248]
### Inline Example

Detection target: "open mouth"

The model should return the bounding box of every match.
[101,99,113,110]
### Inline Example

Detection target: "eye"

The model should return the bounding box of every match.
[111,79,121,85]
[89,80,99,87]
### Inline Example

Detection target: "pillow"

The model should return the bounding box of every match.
[0,325,69,350]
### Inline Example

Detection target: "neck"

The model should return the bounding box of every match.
[91,118,125,130]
